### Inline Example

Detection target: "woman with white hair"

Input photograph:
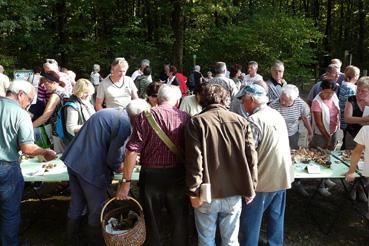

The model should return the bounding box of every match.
[269,84,313,196]
[269,84,313,149]
[95,57,138,111]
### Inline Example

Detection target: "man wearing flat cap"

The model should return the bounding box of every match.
[236,82,294,246]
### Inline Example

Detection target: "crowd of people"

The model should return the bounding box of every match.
[1,56,369,246]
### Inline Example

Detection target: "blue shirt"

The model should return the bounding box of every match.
[61,108,131,188]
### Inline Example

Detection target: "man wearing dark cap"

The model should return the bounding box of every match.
[236,83,294,246]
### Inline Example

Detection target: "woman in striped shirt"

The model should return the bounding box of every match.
[269,84,313,149]
[269,84,313,197]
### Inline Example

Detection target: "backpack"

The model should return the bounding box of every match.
[55,101,82,144]
[186,72,195,91]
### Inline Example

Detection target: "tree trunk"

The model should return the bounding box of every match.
[171,0,184,71]
[324,0,332,53]
[145,0,154,41]
[55,0,67,66]
[357,0,365,67]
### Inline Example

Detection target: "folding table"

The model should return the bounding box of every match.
[293,152,361,234]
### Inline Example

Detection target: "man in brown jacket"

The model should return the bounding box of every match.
[185,83,258,245]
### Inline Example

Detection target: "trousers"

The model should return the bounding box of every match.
[139,166,189,246]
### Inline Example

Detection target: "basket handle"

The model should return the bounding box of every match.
[100,196,143,223]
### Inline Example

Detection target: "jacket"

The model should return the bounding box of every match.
[185,104,258,199]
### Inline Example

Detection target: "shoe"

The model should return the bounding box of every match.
[318,187,331,197]
[357,186,368,202]
[325,179,336,188]
[349,188,357,201]
[294,183,310,197]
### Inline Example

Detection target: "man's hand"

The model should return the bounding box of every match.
[116,182,130,200]
[190,196,203,208]
[345,172,356,183]
[43,149,57,161]
[244,195,255,204]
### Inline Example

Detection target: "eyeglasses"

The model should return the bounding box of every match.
[20,90,34,104]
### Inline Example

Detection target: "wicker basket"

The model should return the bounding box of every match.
[101,197,146,246]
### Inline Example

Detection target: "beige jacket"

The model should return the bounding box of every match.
[247,105,294,192]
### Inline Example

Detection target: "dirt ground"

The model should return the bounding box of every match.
[19,179,369,246]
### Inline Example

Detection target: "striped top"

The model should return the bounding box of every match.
[269,97,310,136]
[127,103,190,168]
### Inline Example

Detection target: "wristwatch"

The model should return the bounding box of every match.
[122,178,131,183]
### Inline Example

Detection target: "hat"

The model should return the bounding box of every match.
[41,71,60,83]
[141,59,150,66]
[235,84,266,99]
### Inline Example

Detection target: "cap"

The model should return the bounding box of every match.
[235,84,266,99]
[141,59,150,66]
[41,71,60,83]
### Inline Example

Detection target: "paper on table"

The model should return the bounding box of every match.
[363,106,369,117]
[27,167,46,176]
[43,165,67,175]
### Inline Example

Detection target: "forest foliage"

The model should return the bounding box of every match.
[0,0,367,84]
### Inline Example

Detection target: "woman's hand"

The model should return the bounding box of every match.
[345,172,356,183]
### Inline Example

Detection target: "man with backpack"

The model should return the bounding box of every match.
[187,65,203,94]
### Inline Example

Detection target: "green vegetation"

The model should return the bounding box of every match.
[0,0,367,83]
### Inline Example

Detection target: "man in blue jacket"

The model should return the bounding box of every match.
[61,108,131,245]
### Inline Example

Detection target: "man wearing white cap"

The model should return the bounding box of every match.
[236,83,294,246]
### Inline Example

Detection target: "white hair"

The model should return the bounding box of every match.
[126,99,150,117]
[157,84,182,105]
[249,93,269,105]
[215,62,227,75]
[0,65,4,73]
[111,57,129,70]
[281,84,299,101]
[93,64,100,72]
[271,60,284,71]
[194,65,201,72]
[8,80,36,95]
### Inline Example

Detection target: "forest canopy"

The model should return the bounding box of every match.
[0,0,367,83]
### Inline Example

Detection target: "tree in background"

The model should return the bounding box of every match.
[0,0,366,83]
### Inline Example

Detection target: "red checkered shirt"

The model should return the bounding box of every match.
[126,103,190,168]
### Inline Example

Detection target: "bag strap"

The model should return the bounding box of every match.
[144,110,184,159]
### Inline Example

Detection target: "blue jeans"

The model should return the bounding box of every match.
[240,190,286,246]
[194,196,242,246]
[0,161,24,246]
[67,168,107,226]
